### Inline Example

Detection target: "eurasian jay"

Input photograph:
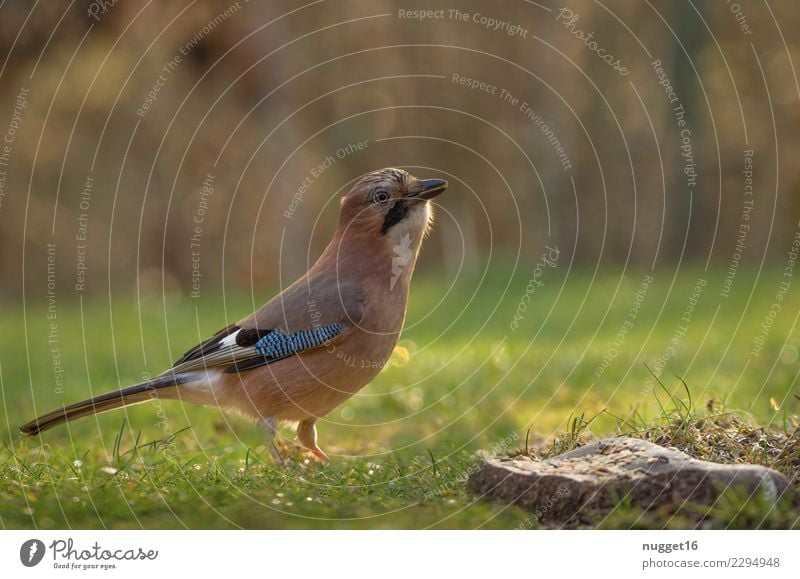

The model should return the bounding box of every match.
[20,168,448,463]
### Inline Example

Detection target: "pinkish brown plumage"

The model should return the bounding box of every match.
[20,168,448,463]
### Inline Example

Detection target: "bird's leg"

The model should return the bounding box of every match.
[297,419,329,462]
[258,416,285,466]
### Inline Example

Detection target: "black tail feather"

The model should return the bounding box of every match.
[20,374,187,436]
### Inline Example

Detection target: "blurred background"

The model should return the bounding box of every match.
[0,0,798,297]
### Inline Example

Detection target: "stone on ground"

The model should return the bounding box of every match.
[467,437,792,524]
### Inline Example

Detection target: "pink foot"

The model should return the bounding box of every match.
[308,448,329,462]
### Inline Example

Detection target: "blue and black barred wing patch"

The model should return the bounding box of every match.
[223,323,345,373]
[170,323,344,374]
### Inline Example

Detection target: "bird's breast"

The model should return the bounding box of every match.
[218,310,406,422]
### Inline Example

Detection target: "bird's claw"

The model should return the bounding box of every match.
[308,448,329,462]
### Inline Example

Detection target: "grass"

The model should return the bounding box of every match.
[1,265,799,529]
[519,371,800,529]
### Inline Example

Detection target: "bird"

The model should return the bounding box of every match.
[20,168,448,463]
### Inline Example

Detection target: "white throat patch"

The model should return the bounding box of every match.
[386,202,432,290]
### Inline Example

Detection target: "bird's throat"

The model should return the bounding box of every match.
[380,200,410,235]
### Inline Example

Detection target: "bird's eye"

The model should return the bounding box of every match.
[373,189,390,205]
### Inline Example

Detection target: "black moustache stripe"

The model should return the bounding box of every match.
[381,200,409,235]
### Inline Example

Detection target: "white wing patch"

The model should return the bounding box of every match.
[219,330,241,349]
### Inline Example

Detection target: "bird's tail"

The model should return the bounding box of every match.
[19,373,189,436]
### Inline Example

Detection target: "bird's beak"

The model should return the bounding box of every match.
[413,178,448,201]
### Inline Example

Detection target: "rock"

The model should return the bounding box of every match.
[467,437,792,524]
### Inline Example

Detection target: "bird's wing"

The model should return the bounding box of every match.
[173,324,239,366]
[170,322,347,375]
[170,276,364,375]
[241,275,365,331]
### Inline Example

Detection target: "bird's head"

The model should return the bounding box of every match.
[338,168,448,247]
